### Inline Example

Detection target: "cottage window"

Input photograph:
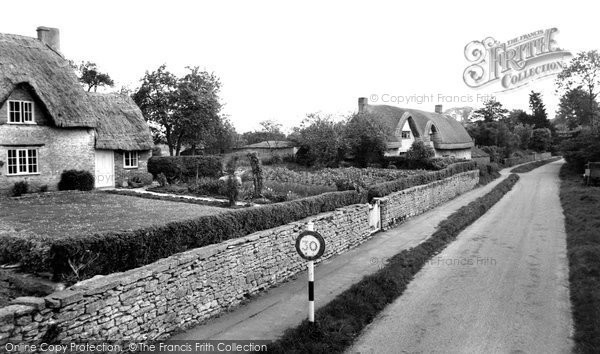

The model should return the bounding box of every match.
[401,131,411,139]
[7,149,38,175]
[8,100,34,124]
[123,151,138,168]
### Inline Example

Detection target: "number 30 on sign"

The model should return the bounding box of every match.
[295,231,325,260]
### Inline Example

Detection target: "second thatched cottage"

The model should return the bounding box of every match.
[0,27,153,193]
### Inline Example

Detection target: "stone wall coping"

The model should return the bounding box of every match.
[379,170,478,202]
[9,297,46,310]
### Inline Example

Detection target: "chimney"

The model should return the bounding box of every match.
[434,104,443,114]
[358,97,368,113]
[36,26,60,52]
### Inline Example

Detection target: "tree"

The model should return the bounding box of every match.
[507,109,530,128]
[527,91,550,128]
[472,99,508,123]
[513,123,533,150]
[73,61,115,92]
[132,65,178,154]
[555,88,600,129]
[556,50,600,131]
[406,140,435,163]
[343,112,388,167]
[241,120,286,146]
[529,128,552,152]
[291,113,345,167]
[132,65,224,156]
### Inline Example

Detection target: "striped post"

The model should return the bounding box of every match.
[307,221,315,323]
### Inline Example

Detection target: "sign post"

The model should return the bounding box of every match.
[295,221,325,324]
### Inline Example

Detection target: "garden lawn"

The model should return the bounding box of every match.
[0,192,227,240]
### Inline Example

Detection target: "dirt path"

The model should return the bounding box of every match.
[350,160,573,353]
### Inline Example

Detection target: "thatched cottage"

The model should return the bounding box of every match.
[357,98,474,159]
[0,27,153,193]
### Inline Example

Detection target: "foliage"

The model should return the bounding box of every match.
[132,65,227,155]
[525,91,550,129]
[513,123,533,150]
[269,174,520,353]
[222,156,241,206]
[405,140,435,167]
[247,152,263,197]
[555,88,600,130]
[147,155,222,182]
[467,121,520,156]
[187,177,221,196]
[367,161,479,200]
[58,170,94,191]
[43,190,366,280]
[72,61,114,92]
[560,129,600,173]
[240,120,287,146]
[291,113,345,167]
[556,50,600,131]
[157,173,167,187]
[128,172,154,187]
[559,166,600,352]
[11,181,29,197]
[344,112,388,167]
[478,163,501,186]
[529,128,552,152]
[472,98,508,122]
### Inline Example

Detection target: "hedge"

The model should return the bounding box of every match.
[57,170,95,191]
[147,155,222,181]
[510,157,561,173]
[269,173,520,353]
[367,161,478,200]
[44,190,367,280]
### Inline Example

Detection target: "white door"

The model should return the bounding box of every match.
[95,150,115,188]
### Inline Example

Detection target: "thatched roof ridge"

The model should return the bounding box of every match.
[364,104,474,150]
[90,93,153,151]
[0,33,97,127]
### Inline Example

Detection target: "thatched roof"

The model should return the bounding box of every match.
[90,93,153,151]
[0,33,97,127]
[364,104,474,150]
[0,32,153,151]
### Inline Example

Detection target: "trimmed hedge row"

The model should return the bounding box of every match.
[510,157,561,173]
[102,189,232,208]
[367,161,478,200]
[46,190,367,280]
[147,155,222,181]
[269,173,520,353]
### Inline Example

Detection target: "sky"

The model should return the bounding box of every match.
[1,0,598,133]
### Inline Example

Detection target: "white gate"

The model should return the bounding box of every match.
[95,150,115,188]
[368,198,381,233]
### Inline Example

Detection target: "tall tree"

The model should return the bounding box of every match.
[291,113,345,167]
[556,50,600,131]
[527,91,550,128]
[73,61,115,92]
[241,120,286,146]
[472,99,508,123]
[343,112,388,167]
[132,64,178,155]
[556,88,600,129]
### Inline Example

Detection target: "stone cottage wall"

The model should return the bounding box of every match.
[0,170,480,347]
[379,170,479,228]
[113,150,152,187]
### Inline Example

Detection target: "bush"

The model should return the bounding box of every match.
[405,141,435,167]
[46,190,367,280]
[147,155,222,182]
[11,181,29,197]
[560,129,600,173]
[157,173,167,187]
[478,163,501,185]
[188,177,221,196]
[367,161,478,200]
[128,172,153,187]
[58,170,94,191]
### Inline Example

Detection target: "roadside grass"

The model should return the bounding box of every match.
[268,174,521,353]
[559,165,600,353]
[0,192,227,240]
[510,157,561,173]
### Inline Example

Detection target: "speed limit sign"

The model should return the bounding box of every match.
[295,230,325,261]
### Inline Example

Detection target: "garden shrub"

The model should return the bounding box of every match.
[128,172,153,187]
[147,155,222,182]
[367,161,478,200]
[406,141,435,167]
[560,129,600,173]
[188,177,221,196]
[11,181,29,197]
[247,152,263,197]
[46,189,367,280]
[58,170,94,191]
[157,173,167,187]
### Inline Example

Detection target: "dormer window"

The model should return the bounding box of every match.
[8,100,34,124]
[401,131,411,139]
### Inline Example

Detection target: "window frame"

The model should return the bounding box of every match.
[123,151,139,169]
[7,148,39,176]
[7,100,35,124]
[401,131,411,139]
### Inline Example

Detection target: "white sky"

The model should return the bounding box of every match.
[2,0,598,133]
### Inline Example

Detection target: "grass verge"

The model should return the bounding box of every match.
[268,174,520,353]
[510,157,561,173]
[559,165,600,353]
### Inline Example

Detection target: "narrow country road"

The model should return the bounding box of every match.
[350,159,573,354]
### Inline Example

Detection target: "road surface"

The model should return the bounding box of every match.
[350,159,573,354]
